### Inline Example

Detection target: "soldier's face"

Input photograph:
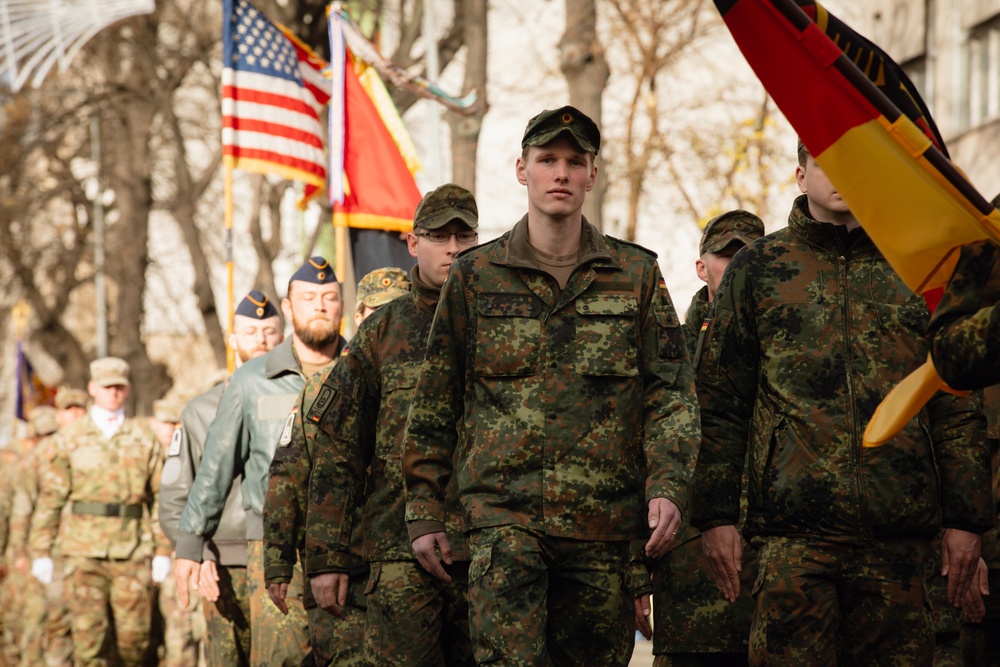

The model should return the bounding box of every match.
[283,281,343,350]
[410,220,477,288]
[229,315,283,363]
[151,419,177,449]
[796,156,851,222]
[696,252,734,302]
[516,137,596,222]
[57,406,87,428]
[88,382,130,411]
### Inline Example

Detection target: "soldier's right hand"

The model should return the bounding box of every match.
[173,558,201,608]
[30,557,53,585]
[198,560,222,603]
[412,532,453,582]
[702,524,742,603]
[311,573,349,617]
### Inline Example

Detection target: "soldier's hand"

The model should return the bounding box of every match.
[634,594,653,640]
[645,497,681,559]
[961,557,990,623]
[702,525,742,603]
[311,573,349,617]
[198,560,222,603]
[268,582,289,615]
[173,558,201,608]
[942,527,981,607]
[412,532,453,582]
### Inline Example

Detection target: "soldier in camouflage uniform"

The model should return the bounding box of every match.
[28,357,173,667]
[402,107,700,666]
[175,259,344,667]
[926,200,1000,391]
[161,290,283,667]
[2,406,58,667]
[306,188,478,667]
[264,267,408,667]
[649,211,764,667]
[691,144,993,666]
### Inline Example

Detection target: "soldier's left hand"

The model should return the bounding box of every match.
[268,582,290,615]
[644,497,681,559]
[961,557,989,623]
[634,594,652,639]
[942,527,982,607]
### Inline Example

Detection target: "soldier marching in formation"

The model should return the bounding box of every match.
[2,108,998,667]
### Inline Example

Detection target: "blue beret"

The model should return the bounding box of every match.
[290,256,337,285]
[235,290,279,319]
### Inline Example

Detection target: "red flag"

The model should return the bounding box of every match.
[331,51,421,233]
[222,0,330,207]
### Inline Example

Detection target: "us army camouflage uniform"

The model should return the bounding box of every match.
[8,436,70,667]
[1,437,40,667]
[263,354,367,667]
[29,415,171,667]
[692,196,993,666]
[650,287,754,667]
[928,240,1000,391]
[403,217,700,666]
[306,267,473,667]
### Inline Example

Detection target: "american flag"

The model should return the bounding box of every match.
[222,0,331,206]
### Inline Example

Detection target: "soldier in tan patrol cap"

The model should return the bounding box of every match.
[28,357,172,667]
[354,267,411,326]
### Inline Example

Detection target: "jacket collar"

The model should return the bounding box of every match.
[787,195,873,253]
[489,214,618,271]
[410,265,441,312]
[264,337,301,379]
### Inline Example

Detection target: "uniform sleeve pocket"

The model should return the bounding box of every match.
[654,307,684,361]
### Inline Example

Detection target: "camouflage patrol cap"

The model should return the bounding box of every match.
[356,267,411,310]
[30,406,58,436]
[522,105,601,156]
[90,357,130,387]
[55,387,89,410]
[152,399,183,424]
[289,257,337,285]
[414,184,479,231]
[700,210,765,256]
[235,290,279,320]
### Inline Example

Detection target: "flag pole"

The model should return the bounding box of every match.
[224,162,235,373]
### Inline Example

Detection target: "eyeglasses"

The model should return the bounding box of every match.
[415,230,479,245]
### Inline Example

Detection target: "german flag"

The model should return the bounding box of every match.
[712,0,1000,446]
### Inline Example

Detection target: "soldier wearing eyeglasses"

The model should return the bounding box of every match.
[302,184,479,666]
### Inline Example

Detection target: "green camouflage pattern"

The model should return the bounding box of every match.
[749,536,933,665]
[29,416,170,560]
[262,363,338,586]
[650,287,754,658]
[402,216,700,541]
[202,565,251,667]
[363,560,472,667]
[246,539,310,667]
[306,579,367,667]
[466,525,633,666]
[158,566,205,667]
[928,240,1000,390]
[306,269,468,567]
[43,555,73,667]
[692,196,993,541]
[64,555,155,666]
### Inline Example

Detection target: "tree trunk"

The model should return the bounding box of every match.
[104,25,171,415]
[446,0,488,192]
[560,0,610,230]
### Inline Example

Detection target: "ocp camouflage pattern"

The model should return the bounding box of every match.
[692,195,993,541]
[403,216,701,541]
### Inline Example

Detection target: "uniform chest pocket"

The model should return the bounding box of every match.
[475,294,542,377]
[574,294,640,377]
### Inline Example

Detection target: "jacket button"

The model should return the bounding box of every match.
[547,412,557,420]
